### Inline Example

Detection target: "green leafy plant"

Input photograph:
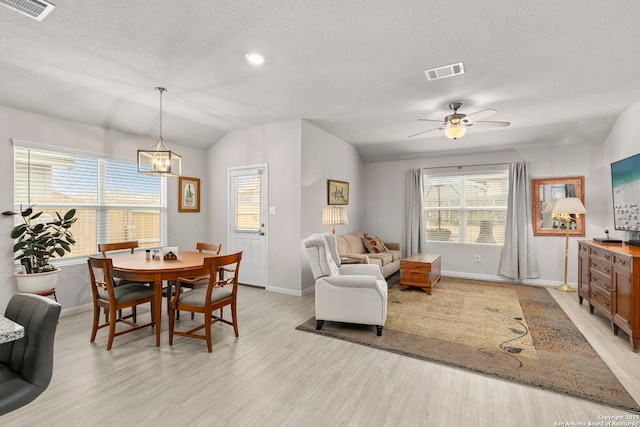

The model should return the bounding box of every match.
[2,205,77,274]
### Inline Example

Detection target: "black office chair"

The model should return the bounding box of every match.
[0,293,62,416]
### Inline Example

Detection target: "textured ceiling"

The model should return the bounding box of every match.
[1,1,639,163]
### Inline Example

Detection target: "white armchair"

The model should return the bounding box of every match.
[303,233,388,336]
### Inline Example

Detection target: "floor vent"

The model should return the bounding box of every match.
[0,0,55,21]
[424,62,465,81]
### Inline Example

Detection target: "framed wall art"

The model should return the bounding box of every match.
[179,176,201,212]
[328,179,349,205]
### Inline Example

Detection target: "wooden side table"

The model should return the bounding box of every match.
[400,253,441,294]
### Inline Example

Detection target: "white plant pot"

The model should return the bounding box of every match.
[14,269,59,294]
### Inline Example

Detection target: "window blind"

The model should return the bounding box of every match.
[423,169,509,244]
[12,145,167,259]
[230,169,261,231]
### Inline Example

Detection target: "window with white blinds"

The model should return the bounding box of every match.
[12,145,167,259]
[423,168,509,244]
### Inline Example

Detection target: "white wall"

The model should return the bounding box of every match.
[206,119,364,295]
[602,99,640,238]
[362,143,606,287]
[206,119,303,295]
[300,120,364,291]
[0,106,208,313]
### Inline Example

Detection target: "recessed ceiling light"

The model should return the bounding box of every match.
[245,52,265,66]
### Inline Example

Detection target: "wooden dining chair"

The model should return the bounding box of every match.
[98,240,150,319]
[169,252,242,352]
[87,257,155,350]
[98,240,139,257]
[196,242,222,254]
[169,242,222,319]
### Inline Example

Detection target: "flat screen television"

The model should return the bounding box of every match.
[611,152,640,233]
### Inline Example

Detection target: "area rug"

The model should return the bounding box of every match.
[296,276,640,413]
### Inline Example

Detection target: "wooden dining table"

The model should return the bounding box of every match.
[110,251,215,346]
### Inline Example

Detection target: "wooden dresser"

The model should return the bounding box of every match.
[578,240,640,351]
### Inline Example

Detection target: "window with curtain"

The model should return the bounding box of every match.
[423,168,509,244]
[12,144,167,259]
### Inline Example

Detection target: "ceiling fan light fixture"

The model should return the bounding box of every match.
[137,87,182,176]
[444,125,466,140]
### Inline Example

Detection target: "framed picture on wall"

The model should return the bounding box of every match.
[179,176,201,212]
[327,179,349,205]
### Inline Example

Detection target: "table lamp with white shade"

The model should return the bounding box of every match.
[322,207,348,234]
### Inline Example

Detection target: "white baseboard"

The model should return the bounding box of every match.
[441,270,577,290]
[60,302,93,318]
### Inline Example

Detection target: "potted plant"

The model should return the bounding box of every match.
[2,205,77,293]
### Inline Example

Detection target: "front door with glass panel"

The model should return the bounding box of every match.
[228,164,267,287]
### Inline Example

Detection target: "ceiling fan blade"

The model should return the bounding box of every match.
[462,108,497,123]
[417,118,446,124]
[467,120,511,128]
[408,127,444,138]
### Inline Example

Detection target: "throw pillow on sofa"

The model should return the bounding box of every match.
[362,234,388,253]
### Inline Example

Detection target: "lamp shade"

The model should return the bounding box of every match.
[322,207,349,226]
[551,197,586,215]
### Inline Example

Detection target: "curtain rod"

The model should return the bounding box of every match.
[421,162,511,171]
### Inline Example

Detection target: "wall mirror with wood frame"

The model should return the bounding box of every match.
[532,176,585,236]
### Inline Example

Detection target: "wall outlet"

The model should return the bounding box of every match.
[474,255,480,262]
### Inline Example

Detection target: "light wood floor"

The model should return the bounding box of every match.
[3,283,640,426]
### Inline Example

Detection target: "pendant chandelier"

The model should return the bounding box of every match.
[137,87,182,176]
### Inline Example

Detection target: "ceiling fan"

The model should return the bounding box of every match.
[409,102,510,140]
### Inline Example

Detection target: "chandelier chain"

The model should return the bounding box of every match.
[156,87,166,139]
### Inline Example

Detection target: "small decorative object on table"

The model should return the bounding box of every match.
[162,246,179,260]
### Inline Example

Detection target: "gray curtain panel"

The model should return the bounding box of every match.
[498,162,539,279]
[406,169,427,256]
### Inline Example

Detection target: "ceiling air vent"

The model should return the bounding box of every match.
[0,0,55,21]
[424,62,464,81]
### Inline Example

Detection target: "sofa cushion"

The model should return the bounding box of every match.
[339,233,368,255]
[366,256,383,267]
[367,251,393,266]
[362,233,388,253]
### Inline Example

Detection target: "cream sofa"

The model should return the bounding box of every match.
[335,232,401,278]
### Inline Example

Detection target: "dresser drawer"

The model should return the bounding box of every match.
[579,243,590,255]
[590,269,612,293]
[590,257,612,276]
[614,254,632,271]
[590,286,612,317]
[590,247,612,263]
